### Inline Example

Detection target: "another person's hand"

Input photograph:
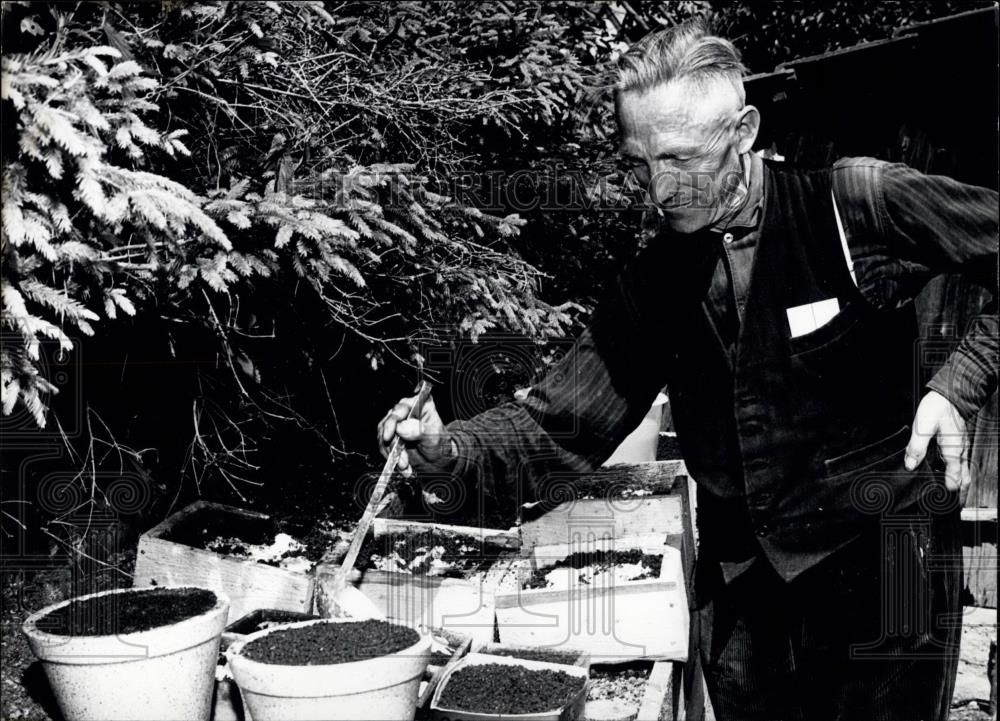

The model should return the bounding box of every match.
[377,392,452,475]
[905,390,972,505]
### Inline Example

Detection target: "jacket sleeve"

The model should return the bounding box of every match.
[442,250,673,518]
[834,158,998,422]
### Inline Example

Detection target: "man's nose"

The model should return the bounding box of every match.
[648,168,684,207]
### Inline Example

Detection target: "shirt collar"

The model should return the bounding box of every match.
[713,151,764,235]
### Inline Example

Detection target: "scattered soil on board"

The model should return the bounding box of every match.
[587,662,651,708]
[524,549,663,590]
[37,587,216,636]
[437,663,586,714]
[484,646,583,665]
[240,620,419,665]
[359,529,493,578]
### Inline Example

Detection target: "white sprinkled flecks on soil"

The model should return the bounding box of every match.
[206,531,309,569]
[530,562,650,592]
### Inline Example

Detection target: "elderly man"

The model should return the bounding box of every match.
[378,20,998,721]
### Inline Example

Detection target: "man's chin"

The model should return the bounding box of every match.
[658,209,710,235]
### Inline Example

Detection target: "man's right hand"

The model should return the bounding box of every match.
[377,393,452,475]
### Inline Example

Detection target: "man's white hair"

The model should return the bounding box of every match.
[616,18,748,105]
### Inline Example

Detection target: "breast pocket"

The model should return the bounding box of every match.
[788,300,862,358]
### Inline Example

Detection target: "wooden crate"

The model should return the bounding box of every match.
[494,538,688,664]
[356,521,520,645]
[133,501,315,624]
[962,507,997,609]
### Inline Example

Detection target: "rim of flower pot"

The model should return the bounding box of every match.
[22,585,230,665]
[228,618,432,695]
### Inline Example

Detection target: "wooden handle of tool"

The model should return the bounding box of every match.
[338,380,432,578]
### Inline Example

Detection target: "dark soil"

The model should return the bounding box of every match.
[359,529,494,578]
[225,608,320,635]
[240,620,419,665]
[524,549,663,590]
[161,507,335,564]
[37,587,216,636]
[437,663,586,714]
[430,650,454,666]
[392,475,518,530]
[484,647,582,665]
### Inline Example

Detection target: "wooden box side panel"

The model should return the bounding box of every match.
[521,496,684,553]
[357,559,514,645]
[134,536,314,623]
[494,547,688,662]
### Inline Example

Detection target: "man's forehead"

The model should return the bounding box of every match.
[618,77,741,147]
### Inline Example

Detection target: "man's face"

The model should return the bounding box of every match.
[617,78,748,234]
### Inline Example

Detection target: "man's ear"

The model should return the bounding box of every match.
[735,105,760,154]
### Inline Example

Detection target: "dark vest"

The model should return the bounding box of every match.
[656,160,941,580]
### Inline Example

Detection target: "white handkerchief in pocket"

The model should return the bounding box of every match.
[786,298,841,338]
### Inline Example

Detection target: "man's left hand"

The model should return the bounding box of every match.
[905,390,972,504]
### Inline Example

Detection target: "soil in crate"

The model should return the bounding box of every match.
[524,549,662,590]
[39,587,217,636]
[392,481,516,530]
[240,620,419,665]
[359,529,494,579]
[438,664,586,714]
[161,507,338,572]
[483,647,582,665]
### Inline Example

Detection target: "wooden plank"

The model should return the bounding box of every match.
[417,635,472,709]
[962,515,998,609]
[963,508,999,522]
[134,536,314,623]
[637,661,673,721]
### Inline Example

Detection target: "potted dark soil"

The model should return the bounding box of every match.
[228,618,431,720]
[22,585,230,721]
[431,653,589,721]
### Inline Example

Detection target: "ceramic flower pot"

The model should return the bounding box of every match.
[22,585,230,721]
[228,618,431,721]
